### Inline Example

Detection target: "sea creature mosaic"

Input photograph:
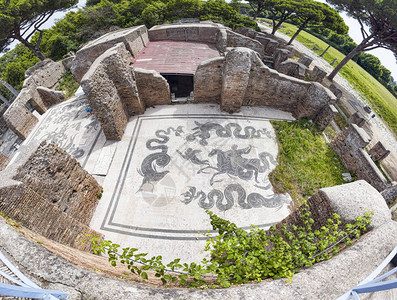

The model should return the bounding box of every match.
[137,121,288,211]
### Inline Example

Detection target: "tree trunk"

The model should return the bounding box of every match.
[16,36,46,61]
[287,26,304,45]
[271,22,281,35]
[253,10,258,20]
[327,45,365,81]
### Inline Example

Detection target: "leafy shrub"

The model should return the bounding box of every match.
[86,206,372,287]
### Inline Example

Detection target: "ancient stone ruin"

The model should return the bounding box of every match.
[0,21,396,299]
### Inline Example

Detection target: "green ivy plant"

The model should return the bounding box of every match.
[85,205,372,288]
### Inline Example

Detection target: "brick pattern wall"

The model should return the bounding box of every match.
[0,185,103,252]
[13,142,102,225]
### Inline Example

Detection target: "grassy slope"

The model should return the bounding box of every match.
[270,120,347,206]
[277,22,397,136]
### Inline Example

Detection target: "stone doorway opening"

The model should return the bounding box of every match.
[161,73,193,98]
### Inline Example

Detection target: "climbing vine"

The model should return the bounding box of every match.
[86,205,372,288]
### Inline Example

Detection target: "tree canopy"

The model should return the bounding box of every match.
[327,0,397,80]
[264,0,302,35]
[287,1,348,45]
[0,0,78,60]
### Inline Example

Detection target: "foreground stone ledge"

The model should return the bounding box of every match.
[0,180,395,299]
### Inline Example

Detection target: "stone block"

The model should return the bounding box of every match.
[277,59,308,80]
[369,141,390,161]
[61,56,74,71]
[197,26,220,44]
[71,25,147,83]
[194,56,225,103]
[320,180,391,228]
[381,183,397,205]
[81,43,144,140]
[329,83,343,102]
[147,26,168,40]
[343,124,371,148]
[273,49,290,69]
[134,68,170,107]
[37,87,65,107]
[235,26,257,39]
[216,28,227,52]
[255,34,270,48]
[296,82,335,120]
[308,66,327,83]
[298,55,313,67]
[284,45,296,57]
[2,90,39,139]
[167,26,199,41]
[314,104,338,131]
[221,48,252,112]
[264,39,279,56]
[349,111,366,127]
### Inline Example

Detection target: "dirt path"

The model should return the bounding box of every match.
[258,23,397,181]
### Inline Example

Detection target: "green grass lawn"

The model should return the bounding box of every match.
[276,22,397,137]
[270,120,347,206]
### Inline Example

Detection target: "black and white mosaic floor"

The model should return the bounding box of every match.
[90,104,295,262]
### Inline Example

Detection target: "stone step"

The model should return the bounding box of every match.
[0,185,103,252]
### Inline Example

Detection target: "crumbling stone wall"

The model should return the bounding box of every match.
[2,90,39,139]
[13,141,102,225]
[331,124,390,193]
[197,48,335,125]
[134,68,170,107]
[193,47,336,127]
[235,26,282,56]
[194,57,225,103]
[314,104,338,131]
[81,43,144,140]
[71,25,149,83]
[276,59,308,80]
[0,183,103,251]
[225,30,265,57]
[148,23,226,51]
[2,59,66,139]
[221,48,252,112]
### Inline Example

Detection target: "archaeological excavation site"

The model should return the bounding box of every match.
[0,22,396,299]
